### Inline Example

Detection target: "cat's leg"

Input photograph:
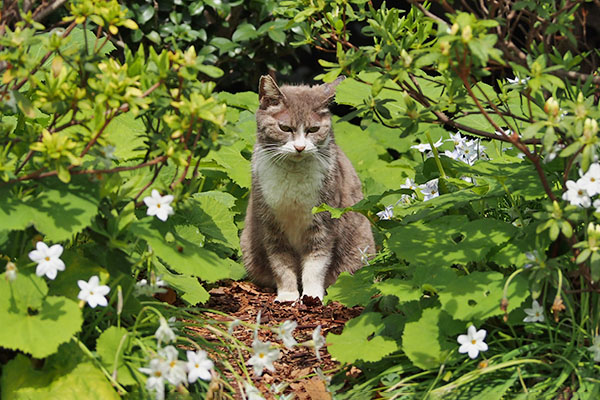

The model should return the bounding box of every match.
[300,252,331,300]
[269,251,300,302]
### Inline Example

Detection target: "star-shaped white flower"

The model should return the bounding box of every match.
[186,349,214,383]
[411,138,443,153]
[400,177,418,191]
[158,345,187,386]
[28,241,65,280]
[579,163,600,196]
[419,179,439,201]
[277,320,298,348]
[139,357,168,400]
[587,335,600,362]
[248,340,280,376]
[457,325,488,359]
[5,261,17,282]
[523,299,545,323]
[155,317,177,344]
[77,275,110,308]
[143,189,174,222]
[312,325,326,360]
[562,180,591,208]
[376,205,394,220]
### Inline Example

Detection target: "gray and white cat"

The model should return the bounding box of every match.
[240,75,375,302]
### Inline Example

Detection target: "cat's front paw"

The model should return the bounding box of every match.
[301,286,324,301]
[275,290,300,303]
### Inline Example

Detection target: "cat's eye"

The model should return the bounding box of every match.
[307,126,320,133]
[279,124,293,132]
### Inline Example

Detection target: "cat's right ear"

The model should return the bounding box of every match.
[259,75,285,109]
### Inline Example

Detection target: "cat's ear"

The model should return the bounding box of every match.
[259,75,285,108]
[320,75,346,107]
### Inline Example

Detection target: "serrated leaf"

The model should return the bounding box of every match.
[327,312,399,363]
[206,140,251,188]
[155,261,210,305]
[0,275,83,358]
[104,112,146,160]
[402,307,442,369]
[324,269,377,307]
[376,279,422,304]
[130,220,240,282]
[218,91,259,111]
[1,344,119,400]
[0,177,99,241]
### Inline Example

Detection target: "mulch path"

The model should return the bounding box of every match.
[184,280,364,399]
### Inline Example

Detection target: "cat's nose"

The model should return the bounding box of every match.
[294,145,305,152]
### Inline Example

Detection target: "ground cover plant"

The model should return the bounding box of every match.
[1,0,600,398]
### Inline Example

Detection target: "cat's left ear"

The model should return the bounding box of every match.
[320,76,346,106]
[259,75,286,109]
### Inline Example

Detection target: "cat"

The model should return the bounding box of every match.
[240,75,375,303]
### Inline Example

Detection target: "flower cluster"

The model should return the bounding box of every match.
[443,132,487,166]
[140,318,214,400]
[562,163,600,210]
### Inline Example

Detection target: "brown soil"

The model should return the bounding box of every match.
[183,280,364,399]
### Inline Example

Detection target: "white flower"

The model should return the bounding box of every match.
[139,358,168,400]
[587,335,600,362]
[135,277,168,296]
[594,199,600,213]
[77,275,110,308]
[419,179,439,201]
[312,325,326,361]
[523,299,545,323]
[400,177,418,191]
[358,245,371,266]
[277,320,298,348]
[5,261,17,282]
[244,382,265,400]
[155,317,177,344]
[457,325,488,359]
[506,75,529,85]
[447,132,467,147]
[562,180,591,208]
[143,189,175,222]
[228,318,241,335]
[28,241,65,280]
[443,149,462,160]
[377,205,394,220]
[248,340,280,376]
[158,345,187,386]
[411,138,443,153]
[186,349,214,383]
[579,163,600,196]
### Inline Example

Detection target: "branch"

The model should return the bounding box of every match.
[32,0,69,22]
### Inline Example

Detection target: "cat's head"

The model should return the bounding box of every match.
[255,75,344,162]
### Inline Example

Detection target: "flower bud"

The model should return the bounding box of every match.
[544,97,559,117]
[439,40,450,56]
[461,25,472,42]
[450,23,459,35]
[5,261,17,282]
[584,118,598,140]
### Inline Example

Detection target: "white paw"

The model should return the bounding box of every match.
[275,291,300,303]
[301,286,324,301]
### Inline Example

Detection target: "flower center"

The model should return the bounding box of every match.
[259,353,265,359]
[195,363,199,368]
[90,290,94,295]
[592,177,596,183]
[471,339,477,345]
[45,256,50,261]
[154,371,162,377]
[157,204,161,208]
[170,361,176,368]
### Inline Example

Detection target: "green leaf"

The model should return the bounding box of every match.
[1,343,119,400]
[0,274,83,358]
[218,91,259,111]
[376,279,422,304]
[402,308,443,369]
[232,23,258,42]
[13,92,36,118]
[138,4,155,24]
[130,220,242,282]
[104,112,146,160]
[186,191,239,249]
[206,140,251,188]
[325,269,378,307]
[437,271,528,321]
[0,177,99,241]
[154,260,210,305]
[96,326,136,386]
[327,312,399,363]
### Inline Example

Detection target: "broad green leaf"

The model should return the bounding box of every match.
[1,344,119,400]
[0,178,99,241]
[219,91,259,111]
[130,220,241,282]
[96,326,136,386]
[189,191,239,249]
[402,307,443,369]
[334,119,386,170]
[104,112,146,160]
[437,271,528,321]
[325,269,378,307]
[327,312,399,363]
[389,216,517,267]
[232,23,258,42]
[376,279,422,304]
[206,140,251,188]
[0,274,83,358]
[155,261,210,305]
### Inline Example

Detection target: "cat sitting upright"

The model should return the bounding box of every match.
[240,75,375,303]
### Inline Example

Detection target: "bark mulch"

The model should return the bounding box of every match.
[183,280,364,399]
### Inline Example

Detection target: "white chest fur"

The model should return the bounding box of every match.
[255,158,327,252]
